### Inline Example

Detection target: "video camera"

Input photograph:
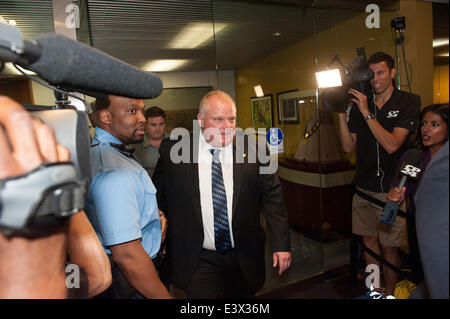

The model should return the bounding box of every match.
[0,22,162,236]
[319,47,374,112]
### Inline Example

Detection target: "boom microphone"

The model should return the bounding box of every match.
[26,33,162,99]
[1,23,162,99]
[380,148,423,225]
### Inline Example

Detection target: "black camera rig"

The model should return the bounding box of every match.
[321,47,375,112]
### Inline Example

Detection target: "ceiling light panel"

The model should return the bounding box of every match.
[143,59,190,72]
[167,22,227,49]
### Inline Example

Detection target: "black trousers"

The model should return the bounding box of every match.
[184,249,255,299]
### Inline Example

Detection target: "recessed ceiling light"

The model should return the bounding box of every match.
[167,22,227,49]
[254,85,264,97]
[143,59,189,72]
[273,32,282,37]
[433,38,449,48]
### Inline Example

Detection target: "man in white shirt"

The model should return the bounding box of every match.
[153,90,291,298]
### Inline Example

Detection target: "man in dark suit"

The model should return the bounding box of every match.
[153,90,291,298]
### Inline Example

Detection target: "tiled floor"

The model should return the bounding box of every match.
[257,229,421,299]
[256,227,358,299]
[257,264,366,299]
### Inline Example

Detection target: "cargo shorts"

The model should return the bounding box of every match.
[352,187,407,247]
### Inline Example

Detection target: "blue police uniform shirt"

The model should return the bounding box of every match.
[85,127,161,259]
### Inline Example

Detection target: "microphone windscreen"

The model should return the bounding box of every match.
[25,33,162,99]
[403,147,422,166]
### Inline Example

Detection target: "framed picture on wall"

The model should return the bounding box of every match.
[251,94,273,133]
[277,90,300,124]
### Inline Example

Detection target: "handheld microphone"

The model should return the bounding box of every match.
[0,23,163,100]
[380,148,423,225]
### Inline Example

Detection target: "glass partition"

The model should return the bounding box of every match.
[213,1,323,294]
[314,4,402,275]
[214,0,407,296]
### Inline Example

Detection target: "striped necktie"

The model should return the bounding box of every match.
[209,149,232,254]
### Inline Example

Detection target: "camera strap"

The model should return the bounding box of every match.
[109,142,135,157]
[0,162,85,237]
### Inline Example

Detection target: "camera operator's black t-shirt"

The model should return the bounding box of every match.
[348,88,421,193]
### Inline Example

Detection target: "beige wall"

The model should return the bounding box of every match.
[399,0,434,107]
[30,77,59,106]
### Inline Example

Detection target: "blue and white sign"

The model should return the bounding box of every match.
[266,127,284,154]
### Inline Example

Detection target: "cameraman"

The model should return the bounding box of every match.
[337,52,420,298]
[0,96,111,298]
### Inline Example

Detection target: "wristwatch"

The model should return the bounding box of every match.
[364,113,376,121]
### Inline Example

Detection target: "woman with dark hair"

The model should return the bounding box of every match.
[413,103,448,155]
[387,103,449,289]
[388,103,448,202]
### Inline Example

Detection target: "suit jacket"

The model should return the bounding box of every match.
[415,140,449,298]
[153,132,290,291]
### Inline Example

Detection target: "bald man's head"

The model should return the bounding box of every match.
[197,90,237,147]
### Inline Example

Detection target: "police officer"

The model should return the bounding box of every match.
[86,95,171,299]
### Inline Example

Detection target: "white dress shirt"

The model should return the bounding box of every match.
[198,132,235,250]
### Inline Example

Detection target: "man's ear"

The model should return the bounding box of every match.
[99,109,112,125]
[390,67,396,79]
[197,112,204,128]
